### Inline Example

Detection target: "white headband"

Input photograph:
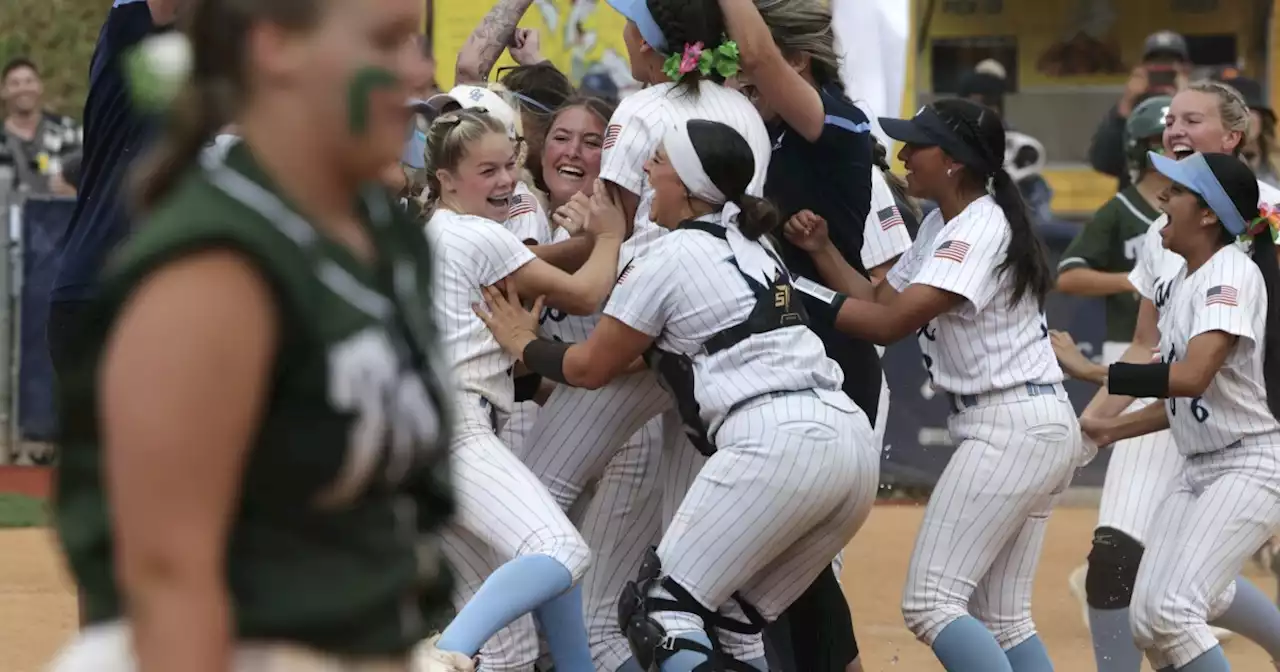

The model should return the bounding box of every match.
[663,122,726,205]
[661,121,780,284]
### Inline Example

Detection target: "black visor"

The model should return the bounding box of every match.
[880,105,996,176]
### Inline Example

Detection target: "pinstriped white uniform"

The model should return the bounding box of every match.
[832,169,914,582]
[604,220,879,660]
[889,196,1082,649]
[424,209,591,664]
[1128,243,1280,668]
[509,80,771,668]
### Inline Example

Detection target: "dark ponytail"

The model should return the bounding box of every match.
[736,195,781,240]
[133,81,229,212]
[646,0,728,95]
[1251,231,1280,421]
[933,98,1053,308]
[683,119,777,239]
[131,0,328,212]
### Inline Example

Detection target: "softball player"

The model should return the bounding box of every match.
[417,107,635,672]
[509,1,771,668]
[1077,151,1280,672]
[476,118,879,672]
[48,0,455,669]
[789,98,1081,671]
[1052,81,1280,672]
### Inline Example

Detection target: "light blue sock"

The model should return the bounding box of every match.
[437,554,574,656]
[931,616,1014,672]
[1005,634,1054,671]
[534,583,593,672]
[1087,607,1144,671]
[1175,645,1230,671]
[658,630,715,672]
[1210,576,1280,660]
[615,657,645,672]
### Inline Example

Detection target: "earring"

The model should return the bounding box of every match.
[946,168,954,176]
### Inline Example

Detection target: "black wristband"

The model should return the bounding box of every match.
[522,338,571,384]
[1107,362,1171,398]
[513,373,543,402]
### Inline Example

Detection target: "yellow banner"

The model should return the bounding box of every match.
[430,0,632,91]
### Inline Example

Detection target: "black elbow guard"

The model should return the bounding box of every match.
[1107,362,1171,399]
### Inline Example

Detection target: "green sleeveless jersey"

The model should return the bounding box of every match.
[54,143,455,656]
[1057,185,1159,342]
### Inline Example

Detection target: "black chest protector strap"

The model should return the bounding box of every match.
[644,220,811,457]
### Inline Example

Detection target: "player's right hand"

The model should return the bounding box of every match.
[509,28,544,66]
[1049,330,1094,380]
[587,179,626,240]
[783,210,830,252]
[553,192,592,235]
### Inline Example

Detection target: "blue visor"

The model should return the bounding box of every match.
[1148,151,1248,235]
[402,129,427,170]
[604,0,667,52]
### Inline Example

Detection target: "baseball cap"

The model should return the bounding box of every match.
[1218,74,1270,113]
[1142,30,1189,62]
[604,0,668,52]
[879,104,994,175]
[1148,151,1259,235]
[426,85,520,139]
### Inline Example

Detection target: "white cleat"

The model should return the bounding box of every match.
[412,635,477,672]
[1068,564,1090,630]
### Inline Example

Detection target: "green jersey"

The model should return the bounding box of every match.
[54,143,455,656]
[1058,185,1159,342]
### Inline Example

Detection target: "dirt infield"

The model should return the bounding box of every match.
[3,503,1276,671]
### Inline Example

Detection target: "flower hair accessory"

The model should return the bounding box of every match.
[1242,203,1280,242]
[662,36,741,83]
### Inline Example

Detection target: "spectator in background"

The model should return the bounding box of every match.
[1218,72,1279,187]
[0,57,83,195]
[1088,30,1190,189]
[958,58,1008,118]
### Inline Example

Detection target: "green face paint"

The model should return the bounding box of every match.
[347,66,400,135]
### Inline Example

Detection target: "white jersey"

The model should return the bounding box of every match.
[425,208,536,412]
[545,80,771,344]
[505,182,554,245]
[1153,245,1280,453]
[886,195,1062,395]
[603,221,852,434]
[861,168,913,271]
[599,80,771,240]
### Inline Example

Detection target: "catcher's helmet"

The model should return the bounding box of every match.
[1125,95,1173,175]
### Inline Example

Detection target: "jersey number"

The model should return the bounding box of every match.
[917,322,937,384]
[1169,396,1210,423]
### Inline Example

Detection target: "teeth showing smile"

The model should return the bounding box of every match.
[488,194,513,208]
[557,166,585,180]
[1172,143,1193,158]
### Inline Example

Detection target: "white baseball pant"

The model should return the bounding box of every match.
[1131,441,1280,669]
[652,392,879,661]
[901,386,1081,650]
[833,375,891,583]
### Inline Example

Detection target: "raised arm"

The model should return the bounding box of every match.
[455,0,536,84]
[718,0,825,141]
[103,250,277,672]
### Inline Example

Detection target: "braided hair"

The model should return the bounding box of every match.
[931,98,1053,309]
[646,0,728,95]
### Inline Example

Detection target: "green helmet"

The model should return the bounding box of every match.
[1125,95,1173,174]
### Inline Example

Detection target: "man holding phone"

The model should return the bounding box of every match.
[1088,30,1191,189]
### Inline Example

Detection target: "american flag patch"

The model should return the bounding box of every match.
[508,194,537,218]
[603,124,622,149]
[877,206,904,231]
[933,240,970,263]
[1205,284,1239,307]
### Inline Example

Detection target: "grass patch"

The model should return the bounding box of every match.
[0,492,48,528]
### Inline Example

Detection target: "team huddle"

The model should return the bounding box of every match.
[35,0,1280,671]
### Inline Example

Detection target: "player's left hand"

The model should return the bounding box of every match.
[587,179,626,240]
[1049,330,1094,380]
[474,281,545,356]
[510,28,544,66]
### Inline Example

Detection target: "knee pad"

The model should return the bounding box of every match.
[617,547,766,671]
[1085,526,1144,610]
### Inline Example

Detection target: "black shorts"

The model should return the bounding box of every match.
[763,566,859,670]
